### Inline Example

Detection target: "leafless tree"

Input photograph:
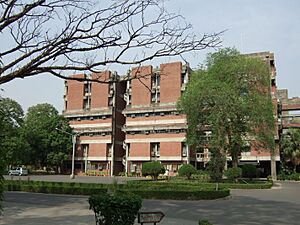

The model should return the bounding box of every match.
[0,0,222,84]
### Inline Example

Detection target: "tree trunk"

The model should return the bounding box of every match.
[232,153,238,168]
[271,149,277,180]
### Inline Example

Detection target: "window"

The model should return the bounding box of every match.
[182,143,188,157]
[108,97,113,106]
[84,83,91,94]
[83,97,90,110]
[82,144,89,157]
[151,143,160,157]
[107,144,112,157]
[127,143,131,157]
[64,101,68,110]
[151,73,160,104]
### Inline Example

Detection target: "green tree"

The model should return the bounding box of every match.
[141,161,165,180]
[178,164,197,180]
[207,150,226,182]
[0,97,25,212]
[225,167,242,182]
[281,129,300,172]
[178,48,275,169]
[21,103,72,170]
[0,98,30,165]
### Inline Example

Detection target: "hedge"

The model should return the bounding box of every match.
[4,180,230,200]
[127,180,273,189]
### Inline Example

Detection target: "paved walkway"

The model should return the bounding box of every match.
[1,181,300,225]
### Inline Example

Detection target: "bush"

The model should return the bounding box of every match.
[142,161,165,180]
[178,164,197,179]
[126,189,230,200]
[199,219,213,225]
[225,167,242,182]
[207,153,226,182]
[242,164,257,179]
[288,173,300,181]
[89,192,142,225]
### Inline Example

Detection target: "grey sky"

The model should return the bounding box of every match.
[2,0,300,112]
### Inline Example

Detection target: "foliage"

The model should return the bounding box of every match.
[191,170,211,182]
[46,152,68,173]
[178,48,275,168]
[0,0,221,85]
[21,103,72,169]
[178,164,197,179]
[199,220,214,225]
[142,161,165,180]
[225,167,242,182]
[280,129,300,172]
[89,192,142,225]
[207,151,226,182]
[0,98,29,165]
[242,164,257,179]
[288,173,300,181]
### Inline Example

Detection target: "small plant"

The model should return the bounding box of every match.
[225,167,242,182]
[288,173,300,181]
[242,164,257,180]
[199,219,213,225]
[178,164,197,180]
[142,161,165,180]
[89,192,142,225]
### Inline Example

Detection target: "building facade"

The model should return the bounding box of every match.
[63,53,280,176]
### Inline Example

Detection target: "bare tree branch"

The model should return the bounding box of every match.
[0,0,223,85]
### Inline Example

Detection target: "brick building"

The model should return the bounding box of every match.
[63,53,280,177]
[63,62,192,176]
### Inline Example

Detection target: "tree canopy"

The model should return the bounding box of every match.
[0,0,222,84]
[280,129,300,172]
[0,97,28,166]
[178,48,275,168]
[21,103,72,168]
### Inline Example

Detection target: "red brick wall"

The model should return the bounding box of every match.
[131,66,152,106]
[130,143,150,157]
[160,142,181,157]
[67,74,85,110]
[160,62,182,103]
[91,72,110,108]
[89,144,107,157]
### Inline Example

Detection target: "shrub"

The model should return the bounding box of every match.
[207,153,226,182]
[142,161,165,180]
[199,219,213,225]
[89,192,142,225]
[242,164,257,179]
[178,164,197,179]
[288,173,300,181]
[225,167,242,182]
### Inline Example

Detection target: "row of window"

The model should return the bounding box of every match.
[127,129,186,135]
[68,115,112,121]
[67,110,180,121]
[80,142,188,158]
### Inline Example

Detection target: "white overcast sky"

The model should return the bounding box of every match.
[2,0,300,112]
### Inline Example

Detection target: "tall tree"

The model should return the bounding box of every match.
[21,103,72,169]
[0,97,28,165]
[281,129,300,172]
[178,48,275,168]
[0,97,25,213]
[0,0,222,85]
